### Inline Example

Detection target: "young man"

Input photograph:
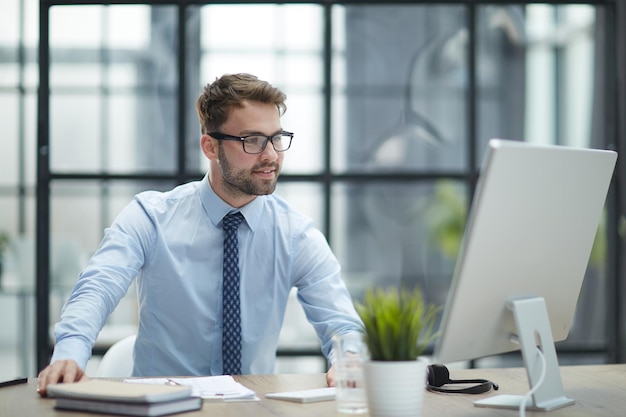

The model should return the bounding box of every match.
[37,73,363,395]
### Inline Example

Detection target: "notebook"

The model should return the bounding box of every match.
[47,380,201,416]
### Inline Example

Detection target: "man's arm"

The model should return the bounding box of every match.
[291,225,365,369]
[38,198,153,394]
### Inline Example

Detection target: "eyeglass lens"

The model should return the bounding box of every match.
[243,133,291,154]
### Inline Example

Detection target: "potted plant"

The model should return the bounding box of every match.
[355,287,440,417]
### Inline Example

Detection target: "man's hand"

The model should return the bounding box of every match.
[37,359,89,396]
[326,365,335,387]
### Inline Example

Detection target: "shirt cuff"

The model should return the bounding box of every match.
[50,337,92,371]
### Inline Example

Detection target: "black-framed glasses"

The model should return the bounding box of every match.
[209,131,294,154]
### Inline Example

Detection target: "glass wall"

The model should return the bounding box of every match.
[0,0,39,377]
[0,1,619,380]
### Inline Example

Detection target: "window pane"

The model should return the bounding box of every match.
[50,6,105,49]
[280,93,324,174]
[107,6,151,49]
[475,5,528,161]
[0,92,36,186]
[200,53,276,82]
[195,4,324,175]
[23,62,39,89]
[0,94,20,184]
[332,5,468,173]
[50,94,102,172]
[0,63,19,86]
[23,0,39,49]
[0,0,38,381]
[475,4,598,165]
[565,210,608,348]
[275,182,324,229]
[0,0,20,45]
[23,93,37,186]
[0,196,21,246]
[332,180,467,313]
[0,189,36,377]
[51,180,176,255]
[49,5,179,174]
[0,193,36,293]
[51,64,104,87]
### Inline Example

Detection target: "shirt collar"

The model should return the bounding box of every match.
[199,173,263,232]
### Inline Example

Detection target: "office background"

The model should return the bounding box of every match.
[0,0,624,380]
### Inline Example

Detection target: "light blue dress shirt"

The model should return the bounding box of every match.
[51,174,363,376]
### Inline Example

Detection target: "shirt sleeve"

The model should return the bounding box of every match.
[291,222,364,361]
[51,196,155,370]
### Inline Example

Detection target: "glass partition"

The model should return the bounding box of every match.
[192,4,326,175]
[332,4,469,173]
[49,5,179,175]
[0,0,617,380]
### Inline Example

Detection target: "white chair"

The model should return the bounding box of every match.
[96,334,136,377]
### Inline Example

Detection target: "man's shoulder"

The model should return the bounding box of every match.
[257,194,318,236]
[262,193,308,219]
[135,180,200,208]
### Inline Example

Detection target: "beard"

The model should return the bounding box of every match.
[217,143,280,197]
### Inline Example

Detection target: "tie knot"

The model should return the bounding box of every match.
[223,212,244,231]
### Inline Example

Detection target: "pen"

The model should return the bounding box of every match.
[200,391,243,401]
[201,391,239,397]
[0,377,28,389]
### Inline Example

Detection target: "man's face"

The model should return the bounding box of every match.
[212,100,284,203]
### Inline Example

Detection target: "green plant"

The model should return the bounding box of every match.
[355,287,440,361]
[422,180,467,260]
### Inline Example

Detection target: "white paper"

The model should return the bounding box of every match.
[125,375,258,401]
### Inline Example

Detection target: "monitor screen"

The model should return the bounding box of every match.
[433,139,617,410]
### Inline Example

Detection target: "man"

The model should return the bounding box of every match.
[37,73,363,395]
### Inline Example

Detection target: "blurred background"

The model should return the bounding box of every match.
[1,0,625,379]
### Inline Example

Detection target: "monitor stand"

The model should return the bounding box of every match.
[474,297,575,411]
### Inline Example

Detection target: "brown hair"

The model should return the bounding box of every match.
[195,73,287,134]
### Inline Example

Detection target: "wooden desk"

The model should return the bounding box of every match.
[1,364,624,417]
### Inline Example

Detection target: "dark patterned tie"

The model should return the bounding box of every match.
[222,212,244,375]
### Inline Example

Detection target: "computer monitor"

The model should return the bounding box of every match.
[433,139,617,411]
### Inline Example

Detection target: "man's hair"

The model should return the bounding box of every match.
[196,73,287,134]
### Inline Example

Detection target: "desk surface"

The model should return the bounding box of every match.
[1,364,624,417]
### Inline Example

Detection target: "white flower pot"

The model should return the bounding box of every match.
[363,357,428,417]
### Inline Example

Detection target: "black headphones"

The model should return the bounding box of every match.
[427,364,499,394]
